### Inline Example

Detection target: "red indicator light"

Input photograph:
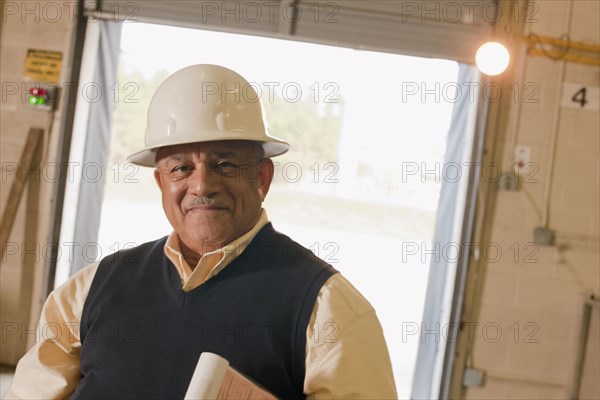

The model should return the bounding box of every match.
[30,88,47,96]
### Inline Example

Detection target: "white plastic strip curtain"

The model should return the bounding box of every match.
[83,0,495,394]
[93,0,495,63]
[70,21,122,274]
[412,64,483,400]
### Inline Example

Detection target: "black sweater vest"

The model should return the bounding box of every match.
[71,223,337,400]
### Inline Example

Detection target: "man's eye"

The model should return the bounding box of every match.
[171,165,193,173]
[214,161,238,170]
[212,161,240,177]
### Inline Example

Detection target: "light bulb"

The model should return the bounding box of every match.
[476,42,510,76]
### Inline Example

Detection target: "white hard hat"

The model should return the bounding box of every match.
[127,64,290,167]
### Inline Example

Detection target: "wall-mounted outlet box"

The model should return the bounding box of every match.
[534,227,555,246]
[515,145,531,169]
[463,367,486,387]
[499,170,519,191]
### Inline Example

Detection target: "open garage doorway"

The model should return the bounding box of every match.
[59,21,482,398]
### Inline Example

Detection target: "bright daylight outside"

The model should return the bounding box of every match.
[97,22,460,397]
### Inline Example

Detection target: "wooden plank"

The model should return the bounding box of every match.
[0,128,44,264]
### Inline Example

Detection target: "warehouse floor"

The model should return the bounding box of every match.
[0,365,14,398]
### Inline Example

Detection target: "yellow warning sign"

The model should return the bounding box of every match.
[23,49,62,83]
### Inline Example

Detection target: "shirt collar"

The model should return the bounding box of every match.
[164,209,270,291]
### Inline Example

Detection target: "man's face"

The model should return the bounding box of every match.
[154,141,274,256]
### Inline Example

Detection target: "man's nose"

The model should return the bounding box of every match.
[188,163,220,196]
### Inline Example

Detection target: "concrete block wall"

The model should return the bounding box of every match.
[465,1,599,399]
[0,0,78,364]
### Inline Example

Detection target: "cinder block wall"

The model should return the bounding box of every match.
[0,0,78,364]
[465,1,599,399]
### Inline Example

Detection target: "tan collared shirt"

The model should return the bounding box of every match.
[5,211,397,399]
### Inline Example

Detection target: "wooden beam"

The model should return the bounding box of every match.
[0,128,44,264]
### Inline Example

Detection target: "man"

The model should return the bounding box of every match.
[6,65,397,399]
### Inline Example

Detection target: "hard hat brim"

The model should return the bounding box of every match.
[126,137,290,167]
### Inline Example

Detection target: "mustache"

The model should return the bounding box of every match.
[184,196,228,211]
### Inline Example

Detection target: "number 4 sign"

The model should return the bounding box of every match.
[561,82,600,111]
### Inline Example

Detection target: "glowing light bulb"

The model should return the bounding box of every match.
[476,42,510,76]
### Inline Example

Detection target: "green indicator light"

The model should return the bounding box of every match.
[27,95,46,106]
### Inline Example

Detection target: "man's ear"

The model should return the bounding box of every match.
[257,158,274,201]
[154,169,163,191]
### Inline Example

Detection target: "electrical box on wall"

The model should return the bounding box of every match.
[499,170,519,191]
[534,227,555,246]
[22,49,62,113]
[27,85,59,112]
[463,367,486,387]
[514,145,531,170]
